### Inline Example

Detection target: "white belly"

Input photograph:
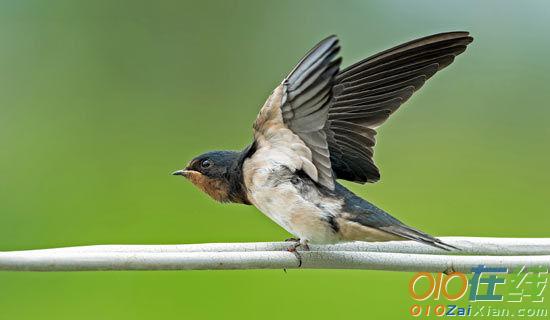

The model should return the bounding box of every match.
[243,165,341,244]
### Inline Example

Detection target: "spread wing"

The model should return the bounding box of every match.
[252,36,341,190]
[327,31,474,183]
[252,32,473,190]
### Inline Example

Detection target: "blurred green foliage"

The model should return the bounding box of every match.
[1,0,549,319]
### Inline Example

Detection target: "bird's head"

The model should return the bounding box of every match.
[172,150,242,203]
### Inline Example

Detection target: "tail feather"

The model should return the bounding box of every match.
[335,182,458,250]
[380,224,459,251]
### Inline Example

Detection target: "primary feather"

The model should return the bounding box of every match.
[328,32,473,183]
[259,32,473,190]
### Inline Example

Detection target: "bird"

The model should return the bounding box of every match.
[173,32,473,258]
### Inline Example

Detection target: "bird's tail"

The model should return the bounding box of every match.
[380,224,459,251]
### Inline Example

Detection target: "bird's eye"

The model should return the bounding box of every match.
[200,160,212,168]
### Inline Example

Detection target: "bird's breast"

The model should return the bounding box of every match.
[243,156,342,243]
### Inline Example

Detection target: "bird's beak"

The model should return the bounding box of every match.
[171,169,190,177]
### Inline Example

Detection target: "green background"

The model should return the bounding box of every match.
[1,0,549,319]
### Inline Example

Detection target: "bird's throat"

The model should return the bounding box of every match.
[185,171,231,203]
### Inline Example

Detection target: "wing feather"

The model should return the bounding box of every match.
[251,32,473,188]
[328,31,473,183]
[252,36,341,190]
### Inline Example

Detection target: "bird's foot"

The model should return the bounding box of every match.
[286,239,310,267]
[443,266,456,275]
[285,237,300,242]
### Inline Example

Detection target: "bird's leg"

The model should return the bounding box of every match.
[285,237,300,242]
[286,239,310,267]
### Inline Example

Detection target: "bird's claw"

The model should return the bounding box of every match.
[286,239,309,267]
[443,266,456,275]
[287,246,302,267]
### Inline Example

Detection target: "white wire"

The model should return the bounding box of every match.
[1,237,549,272]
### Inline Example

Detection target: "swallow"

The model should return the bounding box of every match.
[173,32,473,256]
